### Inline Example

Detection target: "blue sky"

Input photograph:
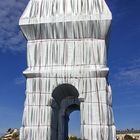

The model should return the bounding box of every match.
[0,0,140,137]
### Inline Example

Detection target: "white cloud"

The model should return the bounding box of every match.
[14,76,25,85]
[0,0,28,52]
[114,104,140,110]
[107,0,133,26]
[112,57,140,87]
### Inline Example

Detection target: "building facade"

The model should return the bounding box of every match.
[117,130,140,140]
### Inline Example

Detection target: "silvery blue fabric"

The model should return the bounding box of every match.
[19,0,116,139]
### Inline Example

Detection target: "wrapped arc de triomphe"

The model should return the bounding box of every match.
[19,0,116,140]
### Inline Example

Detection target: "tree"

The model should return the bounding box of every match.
[124,135,134,140]
[69,136,80,140]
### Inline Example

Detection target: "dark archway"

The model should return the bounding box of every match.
[58,99,80,140]
[52,84,80,140]
[52,84,79,104]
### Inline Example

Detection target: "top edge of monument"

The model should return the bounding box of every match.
[19,0,112,25]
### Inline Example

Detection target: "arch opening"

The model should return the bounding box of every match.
[66,104,80,139]
[51,84,81,140]
[61,103,80,140]
[52,84,79,104]
[68,110,80,139]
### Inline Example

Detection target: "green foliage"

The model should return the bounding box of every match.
[69,136,81,140]
[124,135,134,140]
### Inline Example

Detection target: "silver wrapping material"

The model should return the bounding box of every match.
[19,0,116,139]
